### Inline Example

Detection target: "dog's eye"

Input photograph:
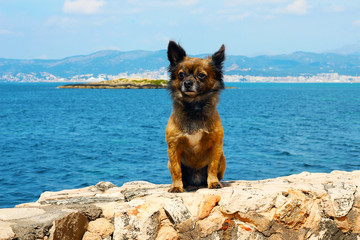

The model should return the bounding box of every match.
[198,73,206,80]
[178,72,185,80]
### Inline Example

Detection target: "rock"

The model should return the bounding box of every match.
[0,172,360,239]
[163,198,191,225]
[95,182,116,192]
[0,208,46,221]
[0,208,79,240]
[113,201,160,240]
[180,193,204,216]
[198,195,221,220]
[175,217,197,238]
[156,225,178,240]
[36,182,124,205]
[220,184,281,215]
[156,208,179,239]
[38,187,100,203]
[323,181,356,217]
[50,211,88,240]
[196,207,226,238]
[77,205,103,221]
[87,218,114,238]
[0,221,15,240]
[82,231,101,240]
[95,202,117,220]
[118,181,166,202]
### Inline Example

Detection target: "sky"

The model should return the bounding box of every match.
[0,0,360,59]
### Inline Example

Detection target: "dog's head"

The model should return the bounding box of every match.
[167,41,225,103]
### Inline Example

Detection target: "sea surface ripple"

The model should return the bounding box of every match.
[0,83,359,208]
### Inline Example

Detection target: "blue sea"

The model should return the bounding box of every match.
[1,83,360,208]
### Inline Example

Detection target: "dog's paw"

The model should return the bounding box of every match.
[208,182,223,189]
[168,187,184,193]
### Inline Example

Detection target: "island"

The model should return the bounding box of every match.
[58,78,238,90]
[58,78,168,89]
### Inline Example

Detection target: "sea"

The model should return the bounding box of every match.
[1,82,360,208]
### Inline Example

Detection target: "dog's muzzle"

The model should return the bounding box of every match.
[184,80,193,89]
[181,80,197,96]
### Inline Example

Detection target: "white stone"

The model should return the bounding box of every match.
[164,198,191,224]
[113,201,160,240]
[0,220,15,240]
[0,208,45,221]
[324,181,356,217]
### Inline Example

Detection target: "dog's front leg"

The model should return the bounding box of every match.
[207,142,223,189]
[167,145,184,192]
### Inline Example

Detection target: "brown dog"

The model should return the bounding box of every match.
[166,41,226,193]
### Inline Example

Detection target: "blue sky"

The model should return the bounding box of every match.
[1,0,359,59]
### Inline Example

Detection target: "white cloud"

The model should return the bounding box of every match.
[353,20,360,27]
[127,0,199,7]
[0,29,22,37]
[227,12,252,21]
[122,8,143,14]
[0,29,14,35]
[276,0,310,15]
[323,5,345,13]
[224,0,288,7]
[164,0,199,7]
[191,8,205,15]
[44,16,78,28]
[63,0,105,14]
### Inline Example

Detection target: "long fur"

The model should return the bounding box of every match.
[165,41,227,192]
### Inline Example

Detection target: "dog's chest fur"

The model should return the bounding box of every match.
[185,131,203,147]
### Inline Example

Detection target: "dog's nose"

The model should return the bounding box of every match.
[184,80,193,89]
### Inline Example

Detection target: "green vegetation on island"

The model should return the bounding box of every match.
[58,78,168,89]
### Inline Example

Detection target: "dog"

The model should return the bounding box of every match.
[166,41,226,193]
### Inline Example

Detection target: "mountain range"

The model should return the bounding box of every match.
[1,47,359,82]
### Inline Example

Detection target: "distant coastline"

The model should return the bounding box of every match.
[58,78,168,89]
[224,73,360,83]
[2,73,360,84]
[1,48,360,83]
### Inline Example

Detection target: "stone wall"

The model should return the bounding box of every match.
[0,170,359,240]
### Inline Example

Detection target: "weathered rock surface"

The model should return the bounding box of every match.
[87,218,114,238]
[0,171,359,240]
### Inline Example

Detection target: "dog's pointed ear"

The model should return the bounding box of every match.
[212,44,225,68]
[167,41,187,66]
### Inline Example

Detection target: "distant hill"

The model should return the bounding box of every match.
[0,49,359,82]
[326,44,360,55]
[0,50,168,78]
[225,51,360,76]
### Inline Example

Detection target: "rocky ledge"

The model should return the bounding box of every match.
[58,78,167,89]
[1,170,360,240]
